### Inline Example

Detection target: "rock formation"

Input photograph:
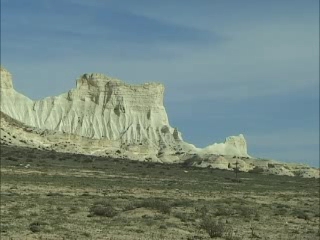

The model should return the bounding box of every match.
[1,66,318,178]
[0,66,249,159]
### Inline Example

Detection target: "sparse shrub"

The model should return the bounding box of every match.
[224,226,241,240]
[231,178,242,183]
[123,202,137,211]
[200,217,226,238]
[82,232,91,238]
[29,212,39,217]
[159,225,167,230]
[56,207,63,211]
[236,205,257,218]
[215,207,234,216]
[82,159,93,163]
[171,199,194,208]
[174,212,195,222]
[134,229,145,233]
[7,156,18,161]
[29,222,42,233]
[187,236,206,240]
[225,235,241,240]
[47,153,57,159]
[195,205,210,218]
[138,198,171,214]
[293,209,310,220]
[81,191,90,197]
[292,229,300,234]
[69,206,79,214]
[89,201,117,217]
[153,214,167,221]
[1,224,9,233]
[89,205,117,217]
[274,207,288,216]
[47,192,63,197]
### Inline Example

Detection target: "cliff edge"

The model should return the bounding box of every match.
[0,67,249,160]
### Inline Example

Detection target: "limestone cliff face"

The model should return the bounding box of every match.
[0,69,179,149]
[0,67,249,158]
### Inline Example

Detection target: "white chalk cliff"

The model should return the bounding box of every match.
[0,66,249,159]
[1,67,318,178]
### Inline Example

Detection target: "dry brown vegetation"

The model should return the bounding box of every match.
[0,145,319,239]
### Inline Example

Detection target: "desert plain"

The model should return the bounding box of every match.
[1,144,319,240]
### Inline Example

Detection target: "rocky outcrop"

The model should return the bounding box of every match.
[0,67,13,89]
[1,67,319,178]
[181,153,319,178]
[200,134,249,157]
[0,67,249,159]
[1,71,173,142]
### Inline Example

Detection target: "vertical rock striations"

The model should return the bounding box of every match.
[0,67,249,159]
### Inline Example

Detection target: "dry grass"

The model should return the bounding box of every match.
[0,145,319,239]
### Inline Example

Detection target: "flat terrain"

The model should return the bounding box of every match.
[0,145,319,240]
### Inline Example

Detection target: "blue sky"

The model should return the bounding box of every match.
[1,0,319,167]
